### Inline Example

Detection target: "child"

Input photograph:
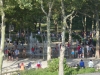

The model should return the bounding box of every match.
[20,63,25,71]
[36,61,41,69]
[71,49,75,58]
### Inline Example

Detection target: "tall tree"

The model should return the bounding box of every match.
[0,0,5,74]
[59,0,74,75]
[41,0,54,61]
[59,0,84,75]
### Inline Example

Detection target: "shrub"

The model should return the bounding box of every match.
[47,58,69,72]
[47,58,59,72]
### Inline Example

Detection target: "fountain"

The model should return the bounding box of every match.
[29,33,33,54]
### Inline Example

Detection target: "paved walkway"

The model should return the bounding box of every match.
[2,57,100,73]
[2,58,47,73]
[77,73,100,75]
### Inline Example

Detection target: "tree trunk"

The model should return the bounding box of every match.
[82,16,86,39]
[59,0,66,75]
[0,0,5,74]
[0,26,5,74]
[39,18,41,31]
[59,20,66,75]
[92,15,94,38]
[95,11,100,58]
[41,0,53,61]
[59,1,75,75]
[69,16,72,45]
[54,20,58,33]
[47,16,51,61]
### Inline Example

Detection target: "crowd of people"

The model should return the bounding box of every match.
[4,47,19,61]
[4,45,44,61]
[4,30,96,59]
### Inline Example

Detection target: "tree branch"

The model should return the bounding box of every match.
[64,11,74,30]
[49,0,54,9]
[41,0,47,16]
[72,11,77,19]
[64,11,75,20]
[78,11,92,19]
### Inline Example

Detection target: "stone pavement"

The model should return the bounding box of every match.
[66,57,100,68]
[77,72,100,75]
[2,58,47,73]
[2,57,100,74]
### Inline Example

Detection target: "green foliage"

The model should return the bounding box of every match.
[15,0,32,9]
[15,66,96,75]
[78,68,95,74]
[19,69,58,75]
[47,58,68,72]
[47,58,59,72]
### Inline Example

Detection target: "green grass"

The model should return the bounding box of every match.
[14,67,97,75]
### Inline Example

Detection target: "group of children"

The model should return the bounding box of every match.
[18,61,41,71]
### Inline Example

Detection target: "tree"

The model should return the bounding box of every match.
[59,0,74,75]
[41,0,54,61]
[59,0,84,75]
[0,0,5,74]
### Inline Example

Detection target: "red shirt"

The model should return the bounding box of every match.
[37,64,41,68]
[77,46,80,51]
[31,47,34,52]
[68,43,70,47]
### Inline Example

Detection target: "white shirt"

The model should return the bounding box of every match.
[88,61,94,68]
[86,45,90,51]
[15,49,19,55]
[82,47,84,53]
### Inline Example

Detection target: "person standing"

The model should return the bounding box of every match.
[77,45,81,58]
[22,47,26,58]
[11,48,15,61]
[91,47,95,57]
[86,44,90,57]
[8,49,11,61]
[81,46,84,58]
[31,47,35,58]
[71,49,75,58]
[15,48,19,60]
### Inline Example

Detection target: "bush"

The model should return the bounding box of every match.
[47,58,68,72]
[47,58,59,72]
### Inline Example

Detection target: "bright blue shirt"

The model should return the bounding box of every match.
[79,61,84,67]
